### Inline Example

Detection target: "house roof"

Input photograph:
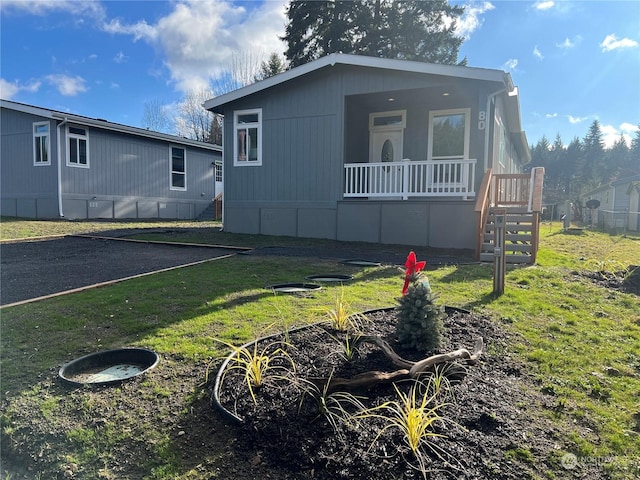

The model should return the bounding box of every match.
[583,173,640,197]
[0,99,221,152]
[204,53,516,111]
[203,53,529,162]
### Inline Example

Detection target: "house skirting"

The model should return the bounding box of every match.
[223,200,477,249]
[1,194,211,220]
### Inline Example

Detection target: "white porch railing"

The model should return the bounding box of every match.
[344,159,477,199]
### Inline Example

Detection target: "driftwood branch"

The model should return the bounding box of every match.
[409,337,484,377]
[309,337,484,393]
[359,336,414,369]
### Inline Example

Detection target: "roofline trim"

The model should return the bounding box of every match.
[204,53,515,111]
[1,99,221,152]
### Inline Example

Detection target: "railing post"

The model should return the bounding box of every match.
[402,159,410,200]
[493,209,506,295]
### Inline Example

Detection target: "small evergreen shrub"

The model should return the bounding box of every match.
[396,252,444,353]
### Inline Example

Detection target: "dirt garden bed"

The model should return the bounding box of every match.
[211,307,605,480]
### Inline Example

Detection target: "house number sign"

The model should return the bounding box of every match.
[478,111,486,130]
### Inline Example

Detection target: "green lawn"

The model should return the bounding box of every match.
[1,218,639,479]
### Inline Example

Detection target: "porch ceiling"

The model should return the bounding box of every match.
[346,85,466,110]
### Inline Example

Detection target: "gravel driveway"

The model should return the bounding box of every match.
[1,236,239,306]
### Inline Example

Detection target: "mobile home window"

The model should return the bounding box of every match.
[170,146,186,190]
[215,162,223,182]
[33,121,50,165]
[428,108,470,160]
[66,125,89,167]
[234,109,262,166]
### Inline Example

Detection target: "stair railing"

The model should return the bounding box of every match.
[474,169,493,260]
[529,167,545,263]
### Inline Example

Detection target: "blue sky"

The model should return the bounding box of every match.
[1,0,638,147]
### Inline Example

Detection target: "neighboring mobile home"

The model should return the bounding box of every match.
[581,173,640,232]
[1,99,222,220]
[205,53,543,262]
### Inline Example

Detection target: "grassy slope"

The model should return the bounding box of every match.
[1,219,639,479]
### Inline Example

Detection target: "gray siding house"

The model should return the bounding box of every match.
[582,173,640,232]
[1,100,222,220]
[206,54,541,258]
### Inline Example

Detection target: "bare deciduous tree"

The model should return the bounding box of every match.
[175,89,216,143]
[141,99,170,133]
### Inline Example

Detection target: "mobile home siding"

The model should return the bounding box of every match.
[60,128,214,199]
[216,58,528,248]
[223,67,344,205]
[0,109,59,217]
[1,103,220,220]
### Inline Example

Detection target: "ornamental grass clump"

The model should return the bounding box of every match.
[216,339,296,404]
[396,251,444,353]
[324,288,369,332]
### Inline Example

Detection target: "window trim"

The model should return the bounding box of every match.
[170,145,187,191]
[369,110,407,131]
[427,108,471,161]
[233,108,262,167]
[33,121,51,166]
[66,125,90,168]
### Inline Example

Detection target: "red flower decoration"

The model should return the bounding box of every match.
[402,251,426,295]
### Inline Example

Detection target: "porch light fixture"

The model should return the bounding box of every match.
[387,97,395,102]
[442,92,450,96]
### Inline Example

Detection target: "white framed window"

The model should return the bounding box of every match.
[170,146,186,190]
[369,110,406,130]
[33,121,50,165]
[215,162,223,182]
[234,109,262,166]
[66,125,89,168]
[427,108,471,161]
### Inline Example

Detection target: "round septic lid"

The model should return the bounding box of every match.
[305,274,354,282]
[340,259,381,267]
[59,348,159,386]
[265,282,322,293]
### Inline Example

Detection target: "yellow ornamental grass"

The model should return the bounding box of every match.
[217,339,296,404]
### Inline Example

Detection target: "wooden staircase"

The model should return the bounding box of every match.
[197,193,223,221]
[475,168,545,264]
[479,207,537,263]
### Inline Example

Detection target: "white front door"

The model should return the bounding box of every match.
[369,128,404,196]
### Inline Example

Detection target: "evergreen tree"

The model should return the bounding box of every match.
[607,135,631,178]
[396,252,443,353]
[627,126,640,176]
[254,52,287,82]
[582,120,605,186]
[565,137,584,197]
[283,0,465,68]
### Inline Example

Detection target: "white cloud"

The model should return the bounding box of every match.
[0,78,41,99]
[600,34,639,52]
[45,74,88,96]
[556,35,582,49]
[546,113,558,118]
[0,0,105,19]
[102,0,287,94]
[102,18,158,42]
[600,123,635,148]
[452,2,495,39]
[602,123,640,148]
[533,45,543,60]
[620,122,640,134]
[567,115,590,124]
[113,51,128,64]
[502,58,518,72]
[110,82,120,89]
[534,1,555,10]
